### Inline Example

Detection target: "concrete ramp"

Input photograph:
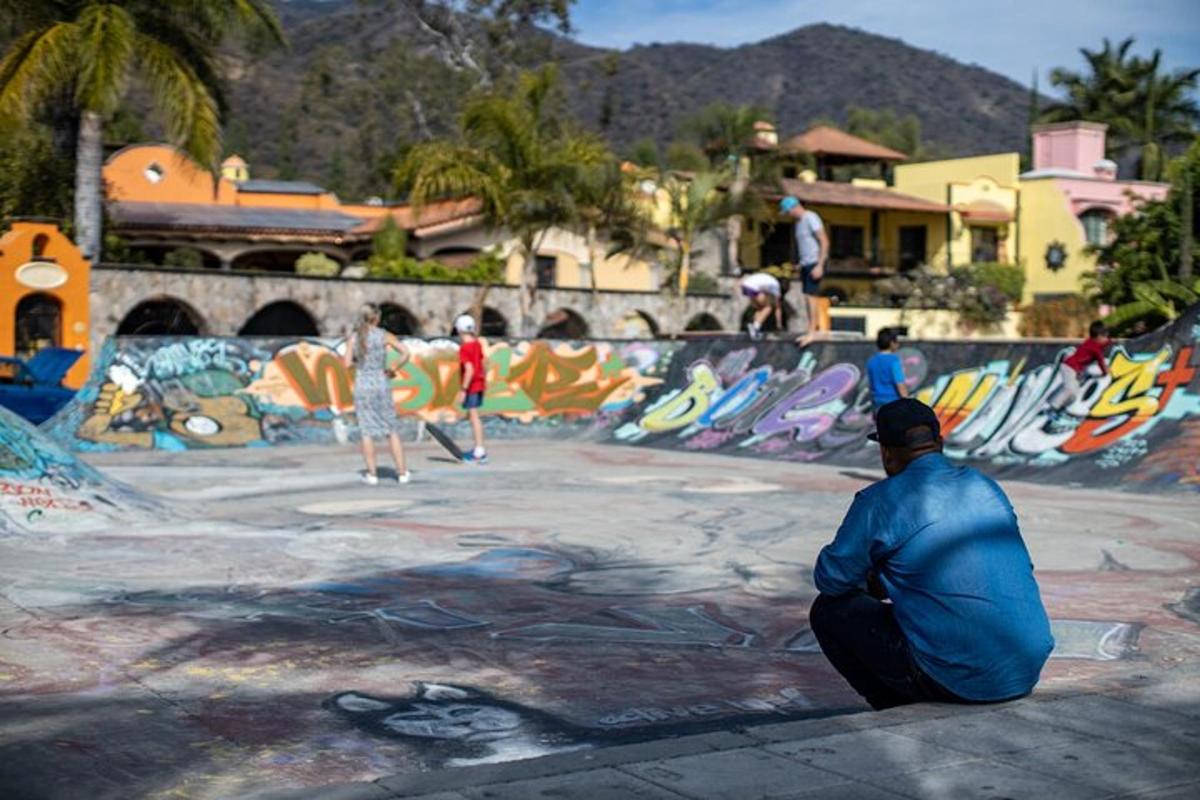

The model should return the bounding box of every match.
[615,304,1200,492]
[42,305,1200,491]
[0,404,161,534]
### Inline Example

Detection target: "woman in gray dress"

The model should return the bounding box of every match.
[344,304,411,484]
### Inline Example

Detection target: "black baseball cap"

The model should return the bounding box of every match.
[868,398,941,447]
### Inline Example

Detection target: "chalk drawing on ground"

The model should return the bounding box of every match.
[327,684,589,768]
[496,605,756,647]
[1049,619,1143,661]
[1166,588,1200,626]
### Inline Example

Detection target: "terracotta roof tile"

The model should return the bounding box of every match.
[955,200,1012,222]
[780,126,908,161]
[775,179,949,213]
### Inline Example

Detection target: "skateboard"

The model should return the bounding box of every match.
[425,422,467,462]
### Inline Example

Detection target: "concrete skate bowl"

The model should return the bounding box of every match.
[42,304,1200,491]
[0,404,161,535]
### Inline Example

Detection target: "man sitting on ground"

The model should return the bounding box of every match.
[740,271,782,340]
[809,399,1054,710]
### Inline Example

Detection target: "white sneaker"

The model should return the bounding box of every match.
[398,471,411,484]
[361,473,379,486]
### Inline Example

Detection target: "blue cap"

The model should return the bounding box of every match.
[778,196,800,213]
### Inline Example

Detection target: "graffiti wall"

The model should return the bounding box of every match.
[0,405,160,534]
[41,304,1200,490]
[43,337,678,452]
[612,305,1200,492]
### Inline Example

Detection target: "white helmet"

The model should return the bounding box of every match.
[453,314,477,334]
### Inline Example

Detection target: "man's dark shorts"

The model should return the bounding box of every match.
[462,391,484,410]
[799,263,822,296]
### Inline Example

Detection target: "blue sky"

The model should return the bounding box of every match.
[571,0,1200,91]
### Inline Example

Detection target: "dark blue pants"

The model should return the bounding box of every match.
[809,591,968,710]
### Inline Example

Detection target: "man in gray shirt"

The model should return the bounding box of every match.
[780,196,830,338]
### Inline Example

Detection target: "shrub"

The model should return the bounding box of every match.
[367,249,505,284]
[295,251,341,277]
[1019,295,1098,338]
[686,271,720,294]
[966,262,1025,303]
[871,265,1012,327]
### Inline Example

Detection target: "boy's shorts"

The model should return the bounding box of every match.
[799,263,822,296]
[462,391,484,410]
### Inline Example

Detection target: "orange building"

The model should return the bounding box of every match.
[103,144,483,270]
[0,220,91,387]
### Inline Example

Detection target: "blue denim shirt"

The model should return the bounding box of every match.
[814,453,1054,701]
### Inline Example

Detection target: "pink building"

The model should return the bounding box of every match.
[1018,122,1169,302]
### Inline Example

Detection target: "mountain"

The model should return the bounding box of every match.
[216,2,1036,198]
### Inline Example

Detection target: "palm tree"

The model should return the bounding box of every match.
[1041,38,1199,181]
[396,66,608,334]
[1103,277,1200,334]
[661,170,748,296]
[0,1,284,258]
[572,159,654,298]
[685,103,773,272]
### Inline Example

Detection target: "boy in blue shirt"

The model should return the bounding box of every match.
[865,329,907,413]
[810,399,1054,709]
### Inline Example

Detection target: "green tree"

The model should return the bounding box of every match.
[0,0,285,258]
[572,159,653,297]
[844,106,924,158]
[660,170,747,296]
[1087,141,1200,332]
[0,121,74,229]
[1041,38,1199,181]
[684,102,773,272]
[395,66,608,333]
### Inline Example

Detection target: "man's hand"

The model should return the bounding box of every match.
[812,262,825,281]
[455,391,465,407]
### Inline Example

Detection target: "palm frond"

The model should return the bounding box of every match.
[1103,299,1160,330]
[73,3,136,114]
[0,23,79,121]
[135,34,222,171]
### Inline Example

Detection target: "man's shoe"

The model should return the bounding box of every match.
[398,471,411,484]
[361,472,379,486]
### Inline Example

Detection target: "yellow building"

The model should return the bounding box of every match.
[893,153,1019,269]
[893,123,1168,305]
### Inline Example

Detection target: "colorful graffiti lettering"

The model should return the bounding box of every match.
[54,337,669,452]
[617,332,1200,488]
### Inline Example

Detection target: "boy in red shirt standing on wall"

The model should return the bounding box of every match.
[1046,320,1110,432]
[454,314,488,464]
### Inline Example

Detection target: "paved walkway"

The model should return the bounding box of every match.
[251,677,1200,800]
[3,441,1199,799]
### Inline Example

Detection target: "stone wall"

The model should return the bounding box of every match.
[90,266,739,352]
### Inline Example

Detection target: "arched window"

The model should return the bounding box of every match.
[116,298,203,336]
[379,303,419,336]
[684,313,723,332]
[15,293,62,357]
[239,301,319,336]
[454,307,508,338]
[537,308,588,340]
[617,310,660,339]
[1079,208,1114,247]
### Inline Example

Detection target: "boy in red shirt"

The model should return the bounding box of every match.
[1046,321,1110,432]
[454,314,488,463]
